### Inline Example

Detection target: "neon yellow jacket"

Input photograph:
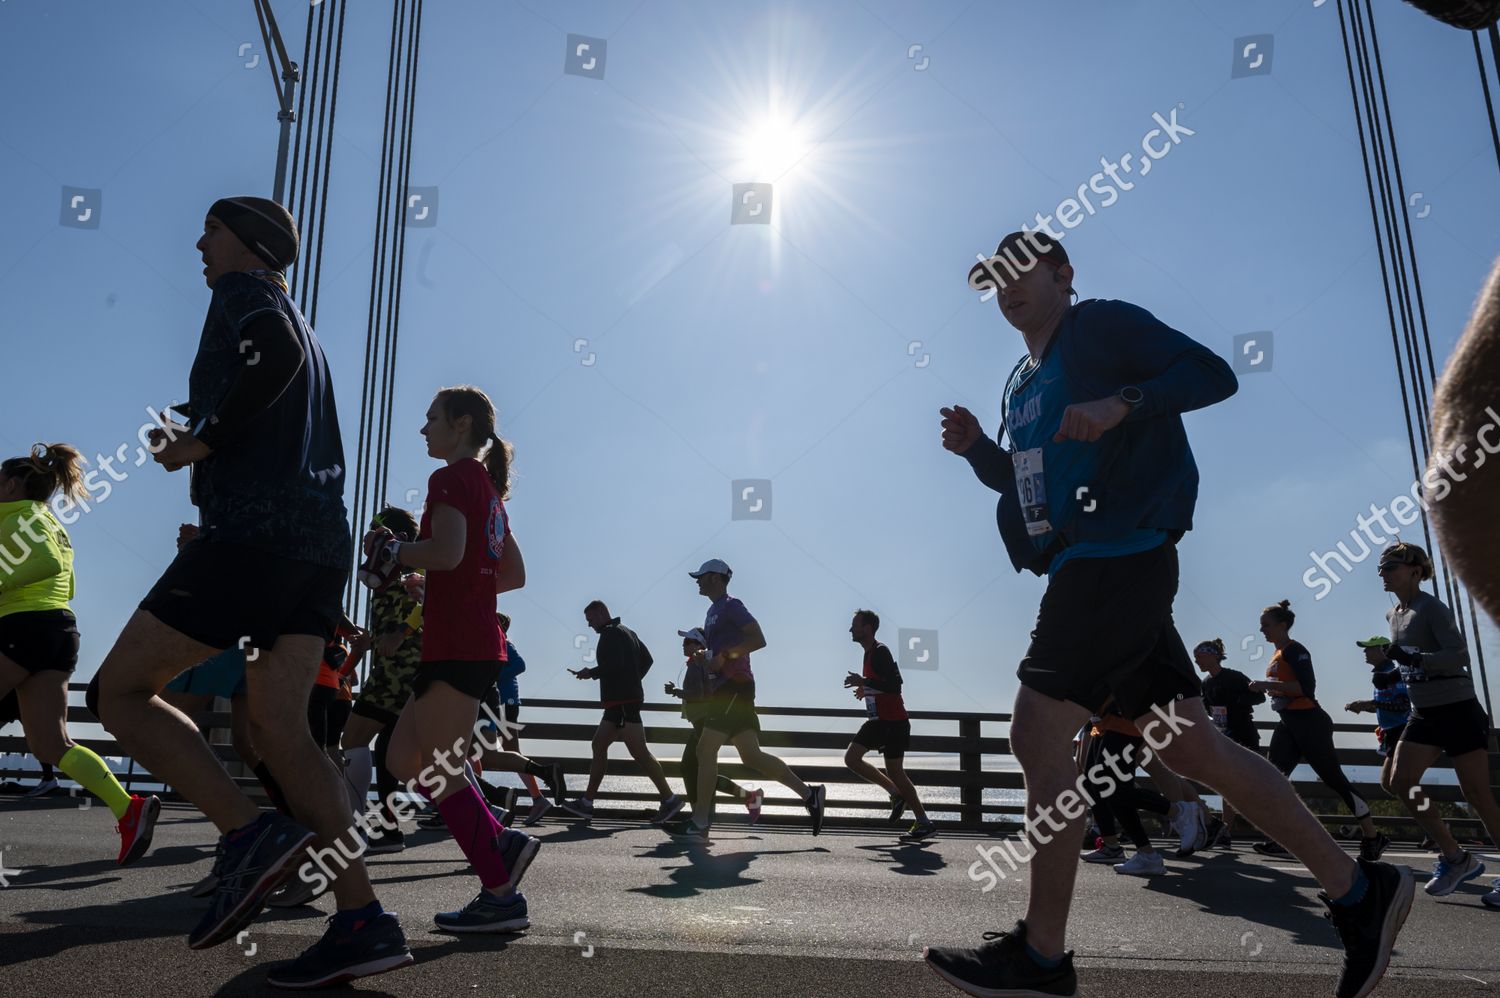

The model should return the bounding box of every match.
[0,500,75,617]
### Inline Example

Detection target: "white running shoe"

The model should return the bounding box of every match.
[1424,850,1485,897]
[1173,801,1204,857]
[21,778,58,799]
[1481,877,1500,909]
[1114,850,1166,877]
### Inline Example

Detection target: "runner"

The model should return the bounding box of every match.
[1077,709,1168,875]
[842,609,935,841]
[559,601,685,824]
[1247,600,1388,862]
[926,230,1412,998]
[0,443,160,863]
[662,559,825,841]
[1347,635,1411,845]
[664,627,763,822]
[341,506,423,854]
[92,197,411,987]
[1193,637,1265,848]
[1364,542,1500,903]
[371,384,539,934]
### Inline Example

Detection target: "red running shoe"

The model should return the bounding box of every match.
[117,794,161,865]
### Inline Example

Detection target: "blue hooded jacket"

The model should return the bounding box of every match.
[961,298,1238,575]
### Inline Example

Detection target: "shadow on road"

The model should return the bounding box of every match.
[627,841,830,898]
[854,840,947,877]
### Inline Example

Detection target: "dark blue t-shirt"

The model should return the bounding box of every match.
[1003,343,1165,575]
[187,271,350,568]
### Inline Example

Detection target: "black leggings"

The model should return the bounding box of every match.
[1083,731,1170,851]
[1268,707,1369,819]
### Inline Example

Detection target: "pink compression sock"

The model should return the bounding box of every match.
[437,784,511,890]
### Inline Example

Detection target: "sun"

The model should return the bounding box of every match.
[736,115,812,184]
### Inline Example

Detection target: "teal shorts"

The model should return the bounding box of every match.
[165,646,248,700]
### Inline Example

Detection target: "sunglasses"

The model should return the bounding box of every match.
[1376,563,1404,574]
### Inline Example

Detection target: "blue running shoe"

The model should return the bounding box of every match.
[434,890,529,934]
[187,812,317,950]
[495,828,540,892]
[265,911,413,990]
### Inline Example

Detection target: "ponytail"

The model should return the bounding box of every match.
[1262,599,1295,629]
[0,443,88,504]
[434,385,512,500]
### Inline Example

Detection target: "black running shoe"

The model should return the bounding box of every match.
[663,818,710,842]
[925,920,1078,997]
[888,794,907,824]
[188,813,317,950]
[1322,859,1414,998]
[1359,832,1390,863]
[1252,840,1288,856]
[364,824,406,856]
[265,911,413,989]
[806,785,826,836]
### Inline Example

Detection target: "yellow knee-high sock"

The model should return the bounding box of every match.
[57,744,133,819]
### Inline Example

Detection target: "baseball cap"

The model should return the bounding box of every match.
[968,229,1070,292]
[689,558,732,579]
[1355,636,1393,648]
[677,627,708,645]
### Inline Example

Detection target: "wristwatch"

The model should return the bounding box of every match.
[1116,386,1144,412]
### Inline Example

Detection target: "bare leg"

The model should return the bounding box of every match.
[620,724,673,798]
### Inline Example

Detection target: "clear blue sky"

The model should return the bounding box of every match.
[2,0,1497,727]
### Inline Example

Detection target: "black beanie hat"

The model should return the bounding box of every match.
[208,196,300,271]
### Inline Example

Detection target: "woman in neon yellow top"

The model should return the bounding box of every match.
[0,443,161,864]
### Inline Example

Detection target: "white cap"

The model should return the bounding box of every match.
[689,558,732,579]
[677,627,708,645]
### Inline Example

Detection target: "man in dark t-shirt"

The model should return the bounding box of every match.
[843,609,934,841]
[94,197,410,988]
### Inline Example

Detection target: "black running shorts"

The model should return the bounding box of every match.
[1400,698,1490,758]
[602,703,643,727]
[140,537,345,650]
[852,718,911,756]
[1016,542,1201,718]
[0,609,80,674]
[411,660,501,701]
[702,680,759,738]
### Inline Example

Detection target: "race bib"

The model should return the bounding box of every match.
[1211,706,1229,731]
[1012,447,1051,537]
[864,693,878,718]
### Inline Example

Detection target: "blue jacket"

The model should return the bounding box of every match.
[962,299,1237,575]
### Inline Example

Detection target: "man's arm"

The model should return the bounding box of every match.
[860,645,902,694]
[1429,256,1500,626]
[1078,301,1239,420]
[707,619,767,673]
[961,435,1017,495]
[190,313,305,451]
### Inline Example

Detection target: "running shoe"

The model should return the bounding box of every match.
[1210,827,1234,850]
[522,797,553,827]
[744,788,764,824]
[543,763,568,806]
[902,819,938,842]
[491,806,513,827]
[267,863,331,908]
[500,787,520,814]
[558,797,594,820]
[21,777,58,799]
[1321,859,1413,998]
[364,824,406,855]
[1173,801,1205,857]
[1423,850,1485,897]
[651,794,686,825]
[187,812,317,950]
[1203,815,1225,844]
[417,807,446,830]
[888,794,907,824]
[1081,844,1126,864]
[663,818,711,842]
[435,890,529,934]
[494,828,541,893]
[1253,840,1289,856]
[1481,878,1500,909]
[117,794,161,866]
[190,840,230,898]
[1113,851,1165,877]
[924,920,1078,998]
[1359,832,1390,864]
[806,784,826,836]
[264,910,413,990]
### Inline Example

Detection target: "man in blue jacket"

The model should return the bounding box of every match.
[922,231,1414,998]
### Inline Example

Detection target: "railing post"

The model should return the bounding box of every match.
[959,717,982,828]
